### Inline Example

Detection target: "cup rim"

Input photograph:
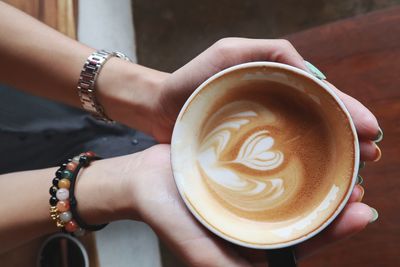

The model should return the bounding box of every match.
[171,61,360,249]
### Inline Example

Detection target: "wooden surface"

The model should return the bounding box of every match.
[2,0,77,39]
[286,7,400,267]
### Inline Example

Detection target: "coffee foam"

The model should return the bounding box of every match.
[172,66,355,246]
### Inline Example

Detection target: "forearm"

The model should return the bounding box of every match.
[0,2,168,135]
[0,2,93,107]
[0,153,141,253]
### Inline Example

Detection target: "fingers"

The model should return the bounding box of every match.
[211,40,381,143]
[348,185,365,203]
[360,141,382,161]
[211,38,308,71]
[296,202,374,260]
[260,39,308,71]
[168,37,312,110]
[148,195,252,267]
[324,81,380,141]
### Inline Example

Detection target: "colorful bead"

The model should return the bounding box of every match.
[56,188,69,201]
[72,156,81,163]
[66,162,77,171]
[58,178,70,189]
[59,211,72,222]
[85,151,96,157]
[49,196,58,206]
[65,220,78,232]
[61,170,73,179]
[79,155,88,164]
[74,227,86,237]
[49,186,58,196]
[56,200,70,212]
[52,177,60,187]
[55,170,62,178]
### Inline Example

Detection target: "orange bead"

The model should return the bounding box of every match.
[65,220,78,233]
[56,200,70,212]
[85,151,96,157]
[66,162,77,171]
[58,178,70,189]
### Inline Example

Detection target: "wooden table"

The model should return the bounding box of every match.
[286,6,400,267]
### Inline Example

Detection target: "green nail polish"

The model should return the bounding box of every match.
[304,61,327,80]
[374,128,383,143]
[359,161,366,169]
[369,207,379,223]
[356,175,364,185]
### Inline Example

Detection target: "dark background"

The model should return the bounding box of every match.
[133,0,399,72]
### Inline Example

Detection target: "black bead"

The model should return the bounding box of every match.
[49,186,58,196]
[52,177,60,187]
[58,163,67,171]
[49,196,58,206]
[55,170,62,178]
[79,155,88,164]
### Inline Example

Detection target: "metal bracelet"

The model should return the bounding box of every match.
[77,50,131,122]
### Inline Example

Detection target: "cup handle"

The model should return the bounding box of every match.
[266,247,297,267]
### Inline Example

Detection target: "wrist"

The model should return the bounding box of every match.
[74,153,143,225]
[96,58,169,134]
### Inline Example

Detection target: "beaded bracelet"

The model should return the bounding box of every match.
[49,151,107,236]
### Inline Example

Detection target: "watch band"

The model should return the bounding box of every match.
[77,50,131,122]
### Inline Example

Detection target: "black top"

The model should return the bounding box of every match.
[0,84,156,174]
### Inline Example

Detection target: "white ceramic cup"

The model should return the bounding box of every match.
[171,62,359,264]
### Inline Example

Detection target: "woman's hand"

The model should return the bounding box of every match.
[151,38,381,155]
[130,144,376,267]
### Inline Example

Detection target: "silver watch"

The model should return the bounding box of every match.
[77,50,131,122]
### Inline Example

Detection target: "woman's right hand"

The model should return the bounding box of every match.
[127,144,375,267]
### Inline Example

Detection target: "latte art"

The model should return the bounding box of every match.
[197,101,301,215]
[233,130,283,171]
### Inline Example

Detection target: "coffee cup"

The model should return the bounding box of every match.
[171,62,359,265]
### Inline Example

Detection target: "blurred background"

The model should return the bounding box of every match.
[1,0,399,266]
[133,0,399,71]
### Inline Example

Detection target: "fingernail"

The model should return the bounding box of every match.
[359,161,366,169]
[374,127,384,143]
[304,60,327,80]
[369,207,379,223]
[356,175,364,185]
[356,185,365,202]
[373,144,382,162]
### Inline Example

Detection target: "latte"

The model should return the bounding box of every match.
[172,64,357,247]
